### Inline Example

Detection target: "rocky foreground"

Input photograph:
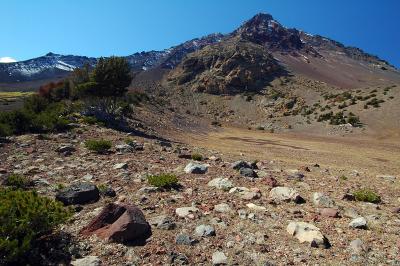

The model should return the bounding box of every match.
[0,124,399,265]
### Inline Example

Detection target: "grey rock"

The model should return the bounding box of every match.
[231,160,251,170]
[349,217,367,229]
[239,167,258,178]
[115,144,134,153]
[138,186,159,194]
[149,215,176,230]
[184,162,208,174]
[56,144,76,154]
[312,192,335,207]
[56,183,99,205]
[212,251,228,265]
[169,252,189,265]
[175,234,197,245]
[194,224,215,237]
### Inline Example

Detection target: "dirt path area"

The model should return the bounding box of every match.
[176,127,400,176]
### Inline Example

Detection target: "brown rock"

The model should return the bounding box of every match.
[265,177,278,187]
[320,208,340,218]
[81,203,151,244]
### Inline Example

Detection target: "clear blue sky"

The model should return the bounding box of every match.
[1,0,399,67]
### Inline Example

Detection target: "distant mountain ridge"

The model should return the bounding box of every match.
[0,13,398,87]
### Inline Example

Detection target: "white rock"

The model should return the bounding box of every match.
[175,206,199,218]
[113,163,128,170]
[287,222,329,248]
[212,251,228,265]
[214,203,232,213]
[184,162,208,174]
[349,217,367,229]
[246,203,266,212]
[71,256,101,266]
[208,178,233,191]
[269,187,303,203]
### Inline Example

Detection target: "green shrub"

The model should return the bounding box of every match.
[81,116,99,125]
[4,174,31,189]
[0,189,71,264]
[347,115,361,127]
[191,153,203,161]
[339,175,348,181]
[147,174,179,189]
[84,139,112,153]
[353,189,381,203]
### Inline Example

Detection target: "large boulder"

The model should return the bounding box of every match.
[269,187,304,203]
[287,222,330,248]
[80,203,151,244]
[56,183,99,205]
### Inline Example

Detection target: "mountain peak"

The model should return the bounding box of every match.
[45,52,58,57]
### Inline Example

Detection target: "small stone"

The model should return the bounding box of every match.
[265,177,278,187]
[241,190,261,200]
[115,144,134,153]
[169,252,189,265]
[287,222,330,248]
[349,217,367,229]
[392,207,400,213]
[320,208,339,218]
[82,173,93,181]
[149,215,176,230]
[349,239,365,254]
[239,167,258,178]
[312,192,335,207]
[214,203,232,213]
[71,256,101,266]
[343,208,360,219]
[176,234,197,245]
[175,206,200,218]
[184,162,208,174]
[246,203,267,212]
[113,163,128,170]
[56,144,76,154]
[212,251,228,265]
[231,160,251,170]
[207,178,233,191]
[194,224,215,237]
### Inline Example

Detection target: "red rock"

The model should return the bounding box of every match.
[320,208,340,218]
[81,203,151,243]
[300,166,311,172]
[265,177,278,187]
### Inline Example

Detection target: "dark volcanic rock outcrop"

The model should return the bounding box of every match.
[168,40,282,94]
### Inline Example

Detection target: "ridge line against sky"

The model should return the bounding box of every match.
[0,0,399,67]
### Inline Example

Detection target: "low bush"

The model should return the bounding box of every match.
[0,189,71,264]
[84,139,112,153]
[147,174,179,189]
[4,174,31,189]
[191,153,203,161]
[353,189,381,203]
